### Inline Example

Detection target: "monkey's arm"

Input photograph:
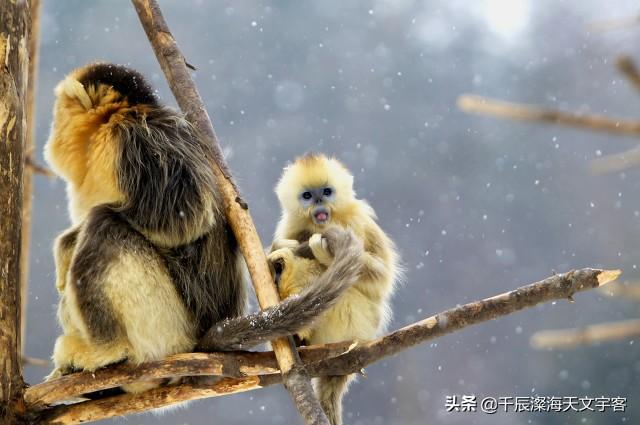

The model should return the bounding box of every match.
[359,222,396,282]
[196,228,362,352]
[268,238,300,253]
[360,251,390,282]
[54,226,80,293]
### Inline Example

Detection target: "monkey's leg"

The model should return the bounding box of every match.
[69,206,196,392]
[48,333,129,379]
[315,374,354,425]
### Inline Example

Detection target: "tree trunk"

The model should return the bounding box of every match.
[0,1,31,423]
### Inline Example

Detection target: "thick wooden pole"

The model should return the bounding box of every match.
[0,1,32,423]
[130,1,328,423]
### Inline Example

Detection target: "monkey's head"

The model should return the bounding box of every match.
[44,63,158,223]
[275,154,356,229]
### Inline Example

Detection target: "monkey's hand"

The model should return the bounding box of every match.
[309,232,334,266]
[269,238,300,253]
[267,247,297,298]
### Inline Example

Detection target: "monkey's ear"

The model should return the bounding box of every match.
[55,76,93,110]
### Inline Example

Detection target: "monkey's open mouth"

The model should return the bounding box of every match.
[312,209,330,225]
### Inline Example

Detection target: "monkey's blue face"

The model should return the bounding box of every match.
[299,186,335,225]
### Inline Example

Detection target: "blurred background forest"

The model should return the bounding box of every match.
[22,0,639,424]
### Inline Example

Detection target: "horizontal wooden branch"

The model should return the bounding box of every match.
[458,94,640,136]
[26,342,354,409]
[33,268,620,424]
[530,318,640,349]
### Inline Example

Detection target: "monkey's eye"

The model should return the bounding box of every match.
[302,191,313,200]
[323,188,333,196]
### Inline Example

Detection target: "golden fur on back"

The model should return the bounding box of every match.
[45,71,132,224]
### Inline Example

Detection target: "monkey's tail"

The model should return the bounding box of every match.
[196,228,362,352]
[316,374,354,425]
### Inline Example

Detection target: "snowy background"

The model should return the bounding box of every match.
[23,0,640,424]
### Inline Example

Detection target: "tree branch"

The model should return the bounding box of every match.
[598,280,640,301]
[25,342,354,409]
[530,318,640,349]
[458,94,640,136]
[616,55,640,94]
[32,268,620,424]
[589,145,640,175]
[25,154,54,178]
[130,1,328,423]
[587,14,640,32]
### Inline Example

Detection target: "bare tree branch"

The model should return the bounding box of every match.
[589,145,640,175]
[616,55,640,94]
[530,318,640,349]
[32,268,620,424]
[25,342,355,409]
[587,14,640,32]
[130,1,328,423]
[458,94,640,136]
[25,154,54,178]
[21,356,49,368]
[598,280,640,301]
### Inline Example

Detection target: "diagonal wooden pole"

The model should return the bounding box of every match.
[130,1,328,423]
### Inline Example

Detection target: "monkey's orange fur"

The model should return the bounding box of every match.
[272,153,401,425]
[45,71,142,224]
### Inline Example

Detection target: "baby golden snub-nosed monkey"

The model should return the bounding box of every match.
[271,153,401,425]
[44,63,363,394]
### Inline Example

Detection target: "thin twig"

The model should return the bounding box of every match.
[530,318,640,349]
[130,1,328,423]
[589,146,640,175]
[587,14,640,32]
[598,280,640,301]
[458,94,640,136]
[33,268,620,424]
[21,356,49,368]
[616,55,640,94]
[25,155,54,178]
